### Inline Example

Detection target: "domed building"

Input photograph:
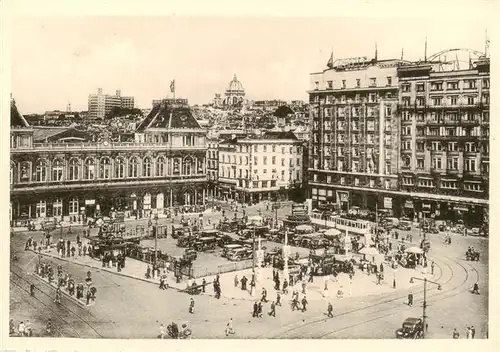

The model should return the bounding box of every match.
[224,74,246,106]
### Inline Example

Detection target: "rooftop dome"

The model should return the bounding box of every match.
[227,74,245,93]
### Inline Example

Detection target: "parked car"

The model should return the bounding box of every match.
[227,248,253,261]
[222,244,243,258]
[395,317,424,339]
[397,220,412,231]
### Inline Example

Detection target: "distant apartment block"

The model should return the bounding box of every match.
[88,88,135,119]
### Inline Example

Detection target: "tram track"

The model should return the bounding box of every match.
[10,264,103,338]
[263,253,476,338]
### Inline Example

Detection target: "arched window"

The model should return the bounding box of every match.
[143,193,151,210]
[173,159,180,175]
[183,157,193,175]
[156,156,165,177]
[35,159,48,182]
[69,158,80,180]
[99,157,111,179]
[129,157,138,178]
[115,157,125,178]
[53,198,63,217]
[83,158,95,180]
[52,158,64,181]
[143,157,152,177]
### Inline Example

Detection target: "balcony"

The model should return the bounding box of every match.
[12,141,206,153]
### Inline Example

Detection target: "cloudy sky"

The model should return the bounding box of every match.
[12,15,491,113]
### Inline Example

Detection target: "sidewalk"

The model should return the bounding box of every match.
[33,240,434,303]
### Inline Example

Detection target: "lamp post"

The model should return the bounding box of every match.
[409,276,442,339]
[154,213,159,270]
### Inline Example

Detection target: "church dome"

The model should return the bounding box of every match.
[227,74,244,92]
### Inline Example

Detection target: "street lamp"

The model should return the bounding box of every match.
[154,213,159,270]
[409,276,442,339]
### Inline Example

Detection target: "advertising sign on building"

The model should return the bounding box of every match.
[383,197,392,209]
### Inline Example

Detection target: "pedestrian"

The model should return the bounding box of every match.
[9,319,15,335]
[189,298,195,314]
[159,323,167,339]
[466,327,472,339]
[471,326,475,339]
[18,321,25,336]
[408,291,413,307]
[308,272,314,283]
[257,302,263,318]
[453,328,460,339]
[269,301,276,317]
[276,292,282,306]
[302,282,307,294]
[472,282,480,294]
[202,278,206,293]
[275,277,280,291]
[291,295,300,311]
[431,261,435,275]
[327,302,334,318]
[234,274,239,288]
[159,277,166,290]
[54,287,61,304]
[252,301,258,317]
[301,295,308,312]
[261,287,268,302]
[282,279,289,294]
[225,318,235,336]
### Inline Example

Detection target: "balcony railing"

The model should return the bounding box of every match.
[12,141,206,152]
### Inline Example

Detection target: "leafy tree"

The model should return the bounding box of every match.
[273,105,294,119]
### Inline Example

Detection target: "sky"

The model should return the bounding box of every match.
[11,16,491,113]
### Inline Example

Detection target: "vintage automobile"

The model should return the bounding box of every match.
[222,244,243,258]
[171,224,189,239]
[183,248,198,262]
[177,234,198,248]
[397,220,412,231]
[193,236,218,252]
[227,247,253,261]
[465,248,480,261]
[395,317,424,339]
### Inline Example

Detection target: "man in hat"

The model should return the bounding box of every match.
[327,302,334,318]
[189,298,195,314]
[408,291,413,307]
[301,295,308,312]
[268,301,276,317]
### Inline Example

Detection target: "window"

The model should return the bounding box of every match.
[447,142,458,152]
[465,143,477,153]
[432,157,442,170]
[281,147,285,154]
[51,159,64,181]
[263,156,267,165]
[35,159,48,182]
[326,175,332,184]
[432,97,442,106]
[483,78,490,88]
[402,97,411,106]
[402,126,411,136]
[465,80,476,89]
[254,156,258,165]
[416,141,425,152]
[156,156,165,177]
[314,81,319,90]
[68,158,79,180]
[354,177,359,186]
[416,97,425,106]
[447,157,458,170]
[342,80,346,89]
[386,77,392,86]
[441,181,457,189]
[356,79,361,88]
[245,156,249,165]
[281,158,285,166]
[418,179,434,187]
[402,156,411,167]
[128,157,138,178]
[402,177,414,185]
[53,199,63,217]
[35,201,46,218]
[69,198,79,215]
[272,156,276,165]
[115,157,125,178]
[281,170,285,181]
[448,96,458,105]
[416,158,424,169]
[369,93,376,103]
[370,78,377,87]
[254,145,258,152]
[416,83,425,92]
[327,80,333,89]
[431,82,443,91]
[84,158,95,180]
[464,183,482,192]
[263,145,267,152]
[340,177,345,185]
[431,142,442,151]
[253,181,259,188]
[369,179,375,188]
[401,111,410,121]
[402,84,411,92]
[99,157,112,179]
[467,96,476,105]
[272,145,276,152]
[464,159,476,172]
[447,81,459,90]
[401,141,412,150]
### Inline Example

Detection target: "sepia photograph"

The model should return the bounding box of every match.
[4,3,496,346]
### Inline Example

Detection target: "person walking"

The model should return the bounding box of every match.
[431,261,435,275]
[268,301,276,317]
[54,287,62,304]
[282,279,289,295]
[159,323,167,339]
[18,321,25,336]
[466,326,472,339]
[301,296,308,312]
[234,275,239,288]
[472,282,480,294]
[291,295,300,311]
[252,301,258,318]
[202,278,206,293]
[471,326,476,339]
[257,302,263,318]
[261,288,268,302]
[327,302,334,318]
[453,328,460,339]
[189,298,195,314]
[276,292,282,306]
[408,291,413,307]
[225,318,235,336]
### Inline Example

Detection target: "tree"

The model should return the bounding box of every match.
[273,105,294,119]
[106,107,142,119]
